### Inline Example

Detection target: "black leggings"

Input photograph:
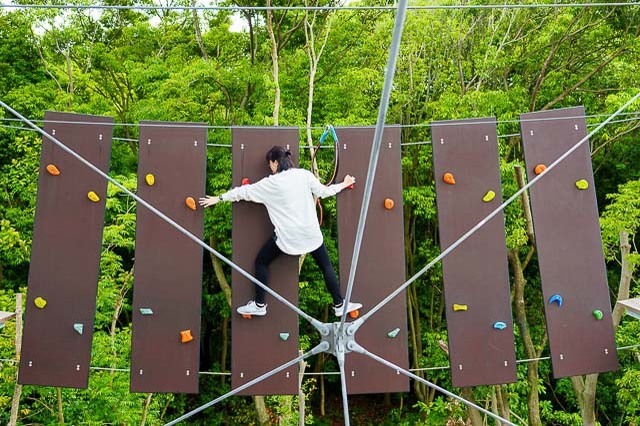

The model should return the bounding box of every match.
[254,236,343,305]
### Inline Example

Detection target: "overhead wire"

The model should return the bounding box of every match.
[1,2,640,12]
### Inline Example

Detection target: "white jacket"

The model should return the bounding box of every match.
[220,168,345,255]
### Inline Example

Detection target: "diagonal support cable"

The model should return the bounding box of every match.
[346,89,640,336]
[348,341,518,426]
[164,341,329,425]
[340,0,409,329]
[0,100,330,337]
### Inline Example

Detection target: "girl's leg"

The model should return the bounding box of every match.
[310,242,343,305]
[254,235,282,304]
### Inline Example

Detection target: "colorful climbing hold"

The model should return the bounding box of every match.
[482,190,496,202]
[493,322,507,330]
[185,197,197,211]
[549,294,563,306]
[593,309,603,320]
[384,198,395,210]
[534,164,547,175]
[87,191,100,203]
[139,308,154,316]
[34,297,47,309]
[279,332,290,341]
[575,179,589,190]
[180,330,193,343]
[145,173,155,186]
[46,164,61,176]
[443,172,456,185]
[387,328,401,338]
[241,178,250,186]
[453,304,468,312]
[73,323,84,335]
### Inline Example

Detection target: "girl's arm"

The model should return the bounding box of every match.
[309,171,356,199]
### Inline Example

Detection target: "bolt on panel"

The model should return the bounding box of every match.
[520,106,618,378]
[18,111,113,388]
[130,121,206,393]
[431,117,517,388]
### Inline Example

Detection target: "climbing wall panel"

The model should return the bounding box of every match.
[431,118,517,388]
[336,126,410,394]
[520,106,618,378]
[130,121,206,393]
[231,127,300,395]
[19,111,113,388]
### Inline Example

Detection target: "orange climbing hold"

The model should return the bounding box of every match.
[185,197,197,211]
[87,191,100,202]
[46,164,60,176]
[180,330,193,343]
[384,198,395,210]
[534,164,547,175]
[443,172,456,185]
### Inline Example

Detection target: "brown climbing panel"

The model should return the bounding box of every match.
[431,118,517,387]
[130,121,206,393]
[18,111,113,388]
[336,126,409,394]
[520,106,618,378]
[231,128,300,395]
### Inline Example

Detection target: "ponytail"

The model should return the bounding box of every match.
[265,145,293,172]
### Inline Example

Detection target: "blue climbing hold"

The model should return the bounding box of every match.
[549,294,563,306]
[493,322,507,330]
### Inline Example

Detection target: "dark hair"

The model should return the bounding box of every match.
[265,145,293,173]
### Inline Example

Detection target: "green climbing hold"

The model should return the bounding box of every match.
[482,190,496,202]
[140,308,154,315]
[279,333,290,341]
[593,309,603,320]
[576,179,589,190]
[73,323,84,335]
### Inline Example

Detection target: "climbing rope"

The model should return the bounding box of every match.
[310,124,341,226]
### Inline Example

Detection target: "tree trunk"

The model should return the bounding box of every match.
[460,388,482,426]
[141,393,153,426]
[509,250,543,426]
[57,387,65,424]
[253,395,270,425]
[191,0,209,61]
[9,293,23,426]
[266,0,280,125]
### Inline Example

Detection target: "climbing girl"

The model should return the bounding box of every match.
[199,145,362,318]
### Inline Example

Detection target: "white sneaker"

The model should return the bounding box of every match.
[237,301,267,316]
[334,301,362,317]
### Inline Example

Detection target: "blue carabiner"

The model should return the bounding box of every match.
[319,124,338,145]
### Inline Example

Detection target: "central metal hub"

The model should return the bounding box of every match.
[320,322,358,358]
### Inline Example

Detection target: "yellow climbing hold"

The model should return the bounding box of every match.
[145,173,155,186]
[576,179,589,190]
[34,297,47,309]
[453,304,468,312]
[46,164,61,176]
[87,191,100,202]
[482,190,496,202]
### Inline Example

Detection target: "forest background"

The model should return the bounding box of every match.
[1,0,640,425]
